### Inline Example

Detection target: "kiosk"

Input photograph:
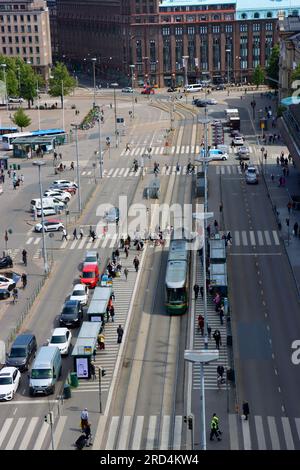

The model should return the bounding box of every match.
[87,286,112,322]
[72,322,101,379]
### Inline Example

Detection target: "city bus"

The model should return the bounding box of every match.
[165,238,189,314]
[0,127,18,140]
[2,131,33,150]
[31,128,66,144]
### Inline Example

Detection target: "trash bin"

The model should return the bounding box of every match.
[63,383,71,399]
[17,164,21,170]
[70,372,78,388]
[13,164,17,170]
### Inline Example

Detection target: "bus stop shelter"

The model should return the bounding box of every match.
[12,136,56,158]
[87,286,112,322]
[209,239,226,263]
[71,321,101,379]
[209,262,228,296]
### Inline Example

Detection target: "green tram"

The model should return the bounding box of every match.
[165,238,189,314]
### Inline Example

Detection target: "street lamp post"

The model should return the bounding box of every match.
[97,114,103,178]
[182,56,189,88]
[184,350,219,450]
[226,49,231,85]
[1,64,8,112]
[129,65,135,119]
[36,80,41,130]
[32,161,49,274]
[111,82,119,148]
[61,80,65,131]
[92,58,97,107]
[71,124,82,213]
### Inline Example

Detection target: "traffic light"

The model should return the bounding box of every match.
[44,415,48,423]
[101,369,106,377]
[188,416,193,430]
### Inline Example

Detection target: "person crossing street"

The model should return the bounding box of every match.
[133,256,139,272]
[209,413,221,441]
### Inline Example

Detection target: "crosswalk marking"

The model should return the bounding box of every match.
[132,416,144,450]
[107,169,114,177]
[112,168,119,178]
[254,416,266,450]
[34,237,40,245]
[70,239,78,250]
[249,231,256,245]
[26,237,33,245]
[273,230,280,245]
[105,416,119,450]
[5,417,26,450]
[242,419,251,450]
[146,415,157,450]
[19,417,39,450]
[229,414,239,450]
[295,418,300,441]
[257,230,264,245]
[173,416,182,450]
[160,415,170,450]
[234,231,240,246]
[268,416,280,449]
[160,147,164,154]
[241,231,248,246]
[282,417,295,450]
[117,416,131,450]
[33,421,49,450]
[264,230,271,245]
[49,415,67,450]
[0,418,13,447]
[118,168,125,177]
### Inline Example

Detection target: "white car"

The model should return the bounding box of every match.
[237,146,250,160]
[0,367,21,401]
[233,136,244,146]
[83,251,98,266]
[122,87,133,93]
[36,206,57,217]
[44,190,71,203]
[8,97,24,103]
[70,284,89,306]
[48,328,72,356]
[0,275,15,291]
[35,219,65,232]
[206,98,218,105]
[50,180,78,189]
[245,166,258,184]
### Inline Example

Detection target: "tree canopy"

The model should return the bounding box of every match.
[252,65,265,88]
[12,107,31,131]
[48,63,76,108]
[266,44,279,89]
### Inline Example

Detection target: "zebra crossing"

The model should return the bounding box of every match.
[193,254,228,391]
[119,145,255,158]
[215,164,259,175]
[0,412,299,449]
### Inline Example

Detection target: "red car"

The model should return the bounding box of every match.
[141,88,155,95]
[80,264,100,289]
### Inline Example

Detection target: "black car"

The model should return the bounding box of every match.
[59,300,83,327]
[0,256,13,269]
[196,100,207,108]
[167,86,178,92]
[6,333,37,371]
[212,84,225,91]
[0,289,10,300]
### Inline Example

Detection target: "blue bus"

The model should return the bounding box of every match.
[0,126,18,138]
[31,128,67,144]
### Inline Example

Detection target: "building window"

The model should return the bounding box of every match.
[35,36,39,43]
[20,15,24,21]
[150,40,156,64]
[34,15,37,21]
[36,46,39,53]
[2,37,5,44]
[252,36,260,67]
[135,39,142,62]
[254,12,260,19]
[265,34,273,65]
[27,25,31,33]
[265,23,273,31]
[175,38,183,67]
[253,23,260,32]
[21,25,25,32]
[16,47,19,53]
[29,46,33,54]
[213,37,221,70]
[36,57,40,65]
[175,27,183,35]
[2,47,6,54]
[200,38,208,70]
[212,25,220,34]
[14,25,18,32]
[162,27,170,36]
[23,47,26,53]
[241,13,247,19]
[7,26,11,33]
[7,16,10,22]
[225,25,233,33]
[187,26,195,36]
[188,39,195,71]
[200,26,207,35]
[22,37,25,43]
[34,25,38,32]
[292,10,298,16]
[240,24,248,32]
[15,36,19,43]
[27,15,30,21]
[13,15,17,21]
[1,26,4,33]
[163,38,171,72]
[266,12,273,18]
[213,15,220,20]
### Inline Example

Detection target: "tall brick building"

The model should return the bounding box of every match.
[55,0,300,86]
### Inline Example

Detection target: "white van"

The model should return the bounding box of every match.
[29,346,62,396]
[30,197,65,212]
[184,84,202,93]
[199,148,228,161]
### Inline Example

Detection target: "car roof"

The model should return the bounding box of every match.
[51,327,69,336]
[12,333,35,346]
[82,264,98,271]
[44,219,62,224]
[0,367,16,376]
[73,283,86,290]
[64,299,80,306]
[85,251,97,257]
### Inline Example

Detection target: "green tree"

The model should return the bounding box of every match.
[48,62,76,109]
[291,63,300,82]
[266,44,279,89]
[252,65,265,88]
[12,107,31,131]
[19,63,38,109]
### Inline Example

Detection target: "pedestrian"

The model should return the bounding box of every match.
[242,401,250,420]
[109,305,115,322]
[200,286,204,299]
[62,228,68,241]
[276,156,280,166]
[213,329,222,349]
[214,219,219,233]
[20,174,24,184]
[80,228,84,239]
[22,249,27,266]
[294,222,299,237]
[117,325,124,344]
[133,256,139,272]
[207,325,212,339]
[80,408,89,431]
[84,423,92,447]
[287,201,292,214]
[217,365,225,379]
[219,202,223,213]
[219,307,224,325]
[7,169,11,178]
[193,283,200,300]
[124,267,129,281]
[21,273,27,289]
[90,362,96,381]
[91,230,96,242]
[124,245,129,258]
[73,228,78,240]
[198,314,204,335]
[89,225,93,238]
[210,414,221,441]
[97,332,105,350]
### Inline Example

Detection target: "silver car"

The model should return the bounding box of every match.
[245,167,258,184]
[237,146,250,160]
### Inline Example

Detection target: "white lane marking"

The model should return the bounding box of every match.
[154,147,160,155]
[176,146,180,154]
[264,230,271,245]
[272,231,280,245]
[221,167,225,174]
[160,415,170,450]
[85,240,93,249]
[105,416,119,450]
[241,231,248,246]
[282,417,295,450]
[60,239,68,249]
[26,237,33,245]
[257,231,264,245]
[5,417,26,450]
[49,415,67,450]
[123,168,130,178]
[70,239,78,250]
[77,237,87,249]
[117,415,131,450]
[228,414,239,450]
[19,417,39,449]
[118,168,125,177]
[173,416,182,450]
[146,415,157,450]
[181,146,185,154]
[112,168,119,178]
[159,147,164,155]
[0,418,13,447]
[216,167,220,175]
[195,145,200,153]
[249,231,256,245]
[93,237,102,248]
[234,231,240,246]
[254,416,266,450]
[131,416,144,450]
[241,419,251,450]
[107,168,114,177]
[101,235,111,248]
[295,418,300,442]
[33,421,49,450]
[34,238,40,245]
[120,149,126,156]
[81,171,86,176]
[227,166,231,174]
[267,416,280,449]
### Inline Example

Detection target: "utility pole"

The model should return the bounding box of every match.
[97,115,103,178]
[111,82,119,147]
[71,124,82,213]
[130,65,135,118]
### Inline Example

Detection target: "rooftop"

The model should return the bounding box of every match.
[160,0,300,10]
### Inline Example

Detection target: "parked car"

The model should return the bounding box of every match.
[237,146,250,160]
[59,300,83,327]
[48,327,72,356]
[0,289,10,300]
[0,275,15,291]
[122,87,133,93]
[70,284,89,306]
[233,136,244,146]
[0,367,21,401]
[245,166,258,184]
[6,333,37,371]
[196,100,207,108]
[205,98,218,105]
[212,84,225,91]
[8,97,24,103]
[83,251,99,266]
[0,255,13,269]
[104,207,120,224]
[141,88,155,95]
[44,190,71,203]
[50,180,78,192]
[35,219,65,233]
[81,264,100,289]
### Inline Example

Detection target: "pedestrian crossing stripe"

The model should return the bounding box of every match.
[119,145,254,158]
[215,165,259,175]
